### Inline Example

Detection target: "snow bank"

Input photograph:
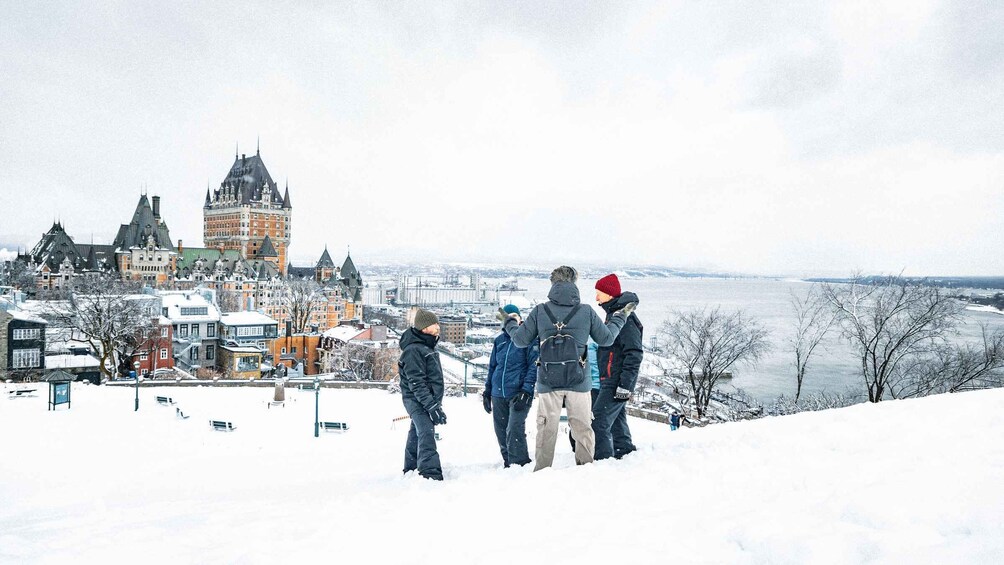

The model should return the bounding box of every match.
[1,383,1002,564]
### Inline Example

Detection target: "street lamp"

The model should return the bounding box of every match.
[133,360,141,411]
[313,376,320,438]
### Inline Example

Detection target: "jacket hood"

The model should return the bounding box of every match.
[548,281,581,307]
[400,327,438,350]
[601,291,640,314]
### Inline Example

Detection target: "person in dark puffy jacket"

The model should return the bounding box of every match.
[399,309,447,480]
[483,304,539,467]
[592,274,643,460]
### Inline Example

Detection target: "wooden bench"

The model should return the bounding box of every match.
[156,396,175,406]
[176,407,190,420]
[319,421,349,432]
[8,388,38,398]
[209,420,236,432]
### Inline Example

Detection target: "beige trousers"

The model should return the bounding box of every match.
[534,390,594,471]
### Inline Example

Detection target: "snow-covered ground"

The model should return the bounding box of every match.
[2,383,1002,564]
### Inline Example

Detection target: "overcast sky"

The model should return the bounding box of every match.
[1,1,1002,276]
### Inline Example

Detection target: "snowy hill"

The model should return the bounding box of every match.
[1,384,1002,564]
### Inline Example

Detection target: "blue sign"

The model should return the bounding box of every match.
[49,380,72,410]
[54,383,70,405]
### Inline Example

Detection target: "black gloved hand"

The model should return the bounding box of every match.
[614,387,632,402]
[482,392,492,414]
[429,405,448,425]
[614,302,638,318]
[499,307,522,325]
[513,391,533,412]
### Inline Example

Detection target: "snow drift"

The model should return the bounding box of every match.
[1,384,1001,564]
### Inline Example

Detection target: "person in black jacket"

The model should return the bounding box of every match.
[591,274,643,460]
[399,309,447,480]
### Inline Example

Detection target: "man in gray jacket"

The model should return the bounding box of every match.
[502,266,636,470]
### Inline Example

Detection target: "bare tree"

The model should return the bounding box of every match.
[891,324,1004,398]
[217,289,244,314]
[823,278,963,403]
[788,285,836,402]
[767,391,858,416]
[279,279,323,333]
[654,308,770,418]
[41,276,153,381]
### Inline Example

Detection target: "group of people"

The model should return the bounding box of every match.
[396,266,643,480]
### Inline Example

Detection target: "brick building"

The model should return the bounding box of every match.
[438,315,468,345]
[203,148,291,276]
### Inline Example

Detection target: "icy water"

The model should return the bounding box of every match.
[513,277,1004,402]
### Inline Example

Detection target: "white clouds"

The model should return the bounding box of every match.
[1,1,1001,275]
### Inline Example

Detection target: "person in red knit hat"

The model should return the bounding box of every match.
[592,273,643,460]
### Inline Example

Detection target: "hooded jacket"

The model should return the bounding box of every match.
[504,281,627,393]
[597,291,644,392]
[486,332,539,398]
[398,328,444,411]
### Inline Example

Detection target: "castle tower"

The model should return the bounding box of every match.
[203,148,292,275]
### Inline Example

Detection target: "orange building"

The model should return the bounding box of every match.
[269,332,321,376]
[203,148,292,275]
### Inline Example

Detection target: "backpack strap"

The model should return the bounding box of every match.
[560,304,584,328]
[542,303,584,331]
[541,304,559,326]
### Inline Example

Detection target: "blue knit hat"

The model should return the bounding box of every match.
[502,304,520,315]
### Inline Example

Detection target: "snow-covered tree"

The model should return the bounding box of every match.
[654,308,770,418]
[0,259,36,292]
[788,285,836,402]
[217,289,244,314]
[41,276,152,381]
[892,324,1004,398]
[823,278,963,403]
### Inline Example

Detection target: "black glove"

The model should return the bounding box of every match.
[429,405,448,425]
[513,391,533,412]
[614,387,632,402]
[614,302,638,318]
[482,392,492,414]
[499,307,522,325]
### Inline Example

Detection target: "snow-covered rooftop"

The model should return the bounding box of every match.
[3,309,47,324]
[159,291,220,321]
[45,353,100,369]
[220,311,277,326]
[322,325,366,342]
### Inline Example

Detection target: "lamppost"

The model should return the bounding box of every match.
[313,375,320,438]
[133,360,141,411]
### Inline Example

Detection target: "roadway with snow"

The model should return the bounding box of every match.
[1,383,1001,564]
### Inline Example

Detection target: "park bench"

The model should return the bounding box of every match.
[209,420,236,432]
[176,407,190,420]
[267,400,285,409]
[156,396,175,406]
[8,388,38,398]
[319,421,349,432]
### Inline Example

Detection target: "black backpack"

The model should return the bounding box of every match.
[536,304,587,389]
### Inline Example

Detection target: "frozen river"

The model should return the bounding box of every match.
[510,277,1004,403]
